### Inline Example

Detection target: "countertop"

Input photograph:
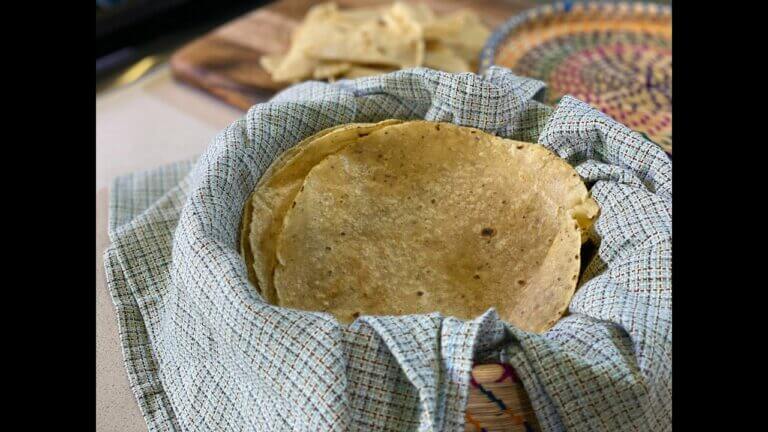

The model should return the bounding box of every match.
[96,64,247,431]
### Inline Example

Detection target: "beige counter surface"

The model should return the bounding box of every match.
[96,65,247,431]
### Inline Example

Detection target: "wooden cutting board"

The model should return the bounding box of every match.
[170,0,536,110]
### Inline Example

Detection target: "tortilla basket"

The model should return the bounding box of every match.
[104,66,671,431]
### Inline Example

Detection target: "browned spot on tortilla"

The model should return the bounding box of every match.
[481,227,496,237]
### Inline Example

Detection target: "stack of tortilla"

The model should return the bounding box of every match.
[261,2,491,83]
[240,121,599,333]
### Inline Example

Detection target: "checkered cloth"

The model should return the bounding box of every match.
[104,67,671,431]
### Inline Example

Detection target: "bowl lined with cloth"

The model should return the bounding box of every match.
[104,67,671,431]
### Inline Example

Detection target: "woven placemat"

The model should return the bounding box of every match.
[466,364,540,432]
[480,1,671,153]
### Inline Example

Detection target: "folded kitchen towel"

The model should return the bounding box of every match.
[104,66,671,431]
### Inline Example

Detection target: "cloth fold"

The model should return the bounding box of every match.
[104,66,671,431]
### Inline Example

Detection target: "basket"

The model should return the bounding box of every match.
[466,364,540,431]
[480,1,672,153]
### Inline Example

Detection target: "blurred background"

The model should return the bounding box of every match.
[96,0,670,93]
[97,0,269,90]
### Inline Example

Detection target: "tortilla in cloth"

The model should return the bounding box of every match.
[104,66,671,431]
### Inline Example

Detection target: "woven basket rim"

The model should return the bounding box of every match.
[479,0,672,73]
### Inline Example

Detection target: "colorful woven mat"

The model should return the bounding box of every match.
[481,1,672,153]
[465,364,540,432]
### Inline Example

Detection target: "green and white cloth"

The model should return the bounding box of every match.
[104,67,671,431]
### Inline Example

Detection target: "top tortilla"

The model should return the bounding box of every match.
[244,121,598,333]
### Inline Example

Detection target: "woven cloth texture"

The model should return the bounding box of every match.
[104,66,671,432]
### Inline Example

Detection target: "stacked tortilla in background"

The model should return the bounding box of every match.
[261,2,491,82]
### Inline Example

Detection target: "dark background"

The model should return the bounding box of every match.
[96,0,270,79]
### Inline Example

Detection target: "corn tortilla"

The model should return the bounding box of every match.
[242,121,598,333]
